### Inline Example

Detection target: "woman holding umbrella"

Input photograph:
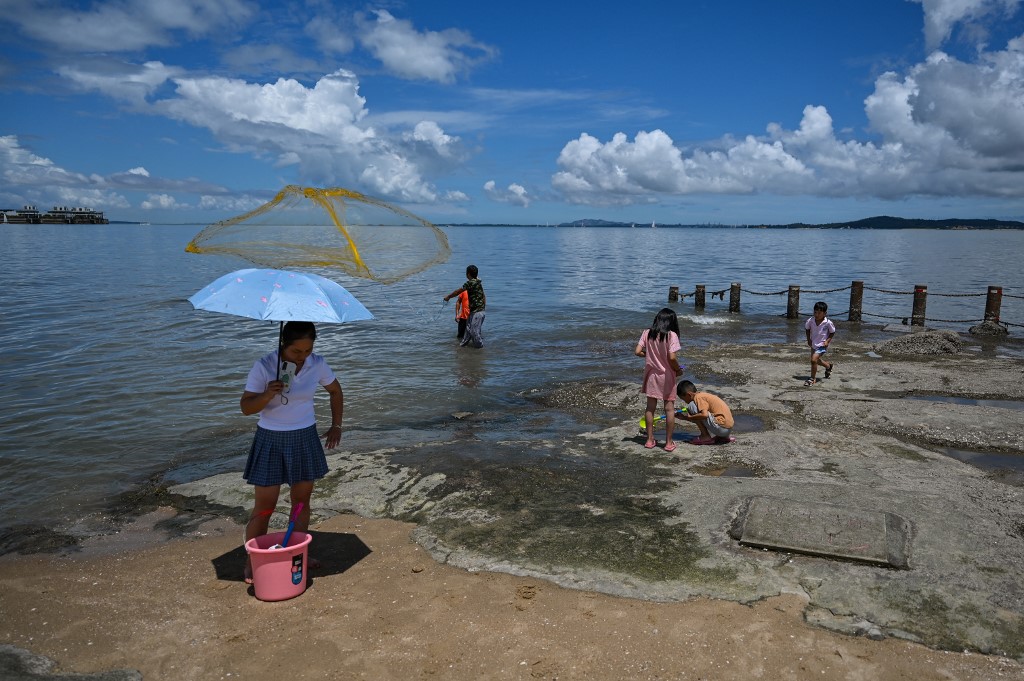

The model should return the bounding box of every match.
[240,321,343,583]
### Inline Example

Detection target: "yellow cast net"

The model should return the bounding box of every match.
[185,185,450,284]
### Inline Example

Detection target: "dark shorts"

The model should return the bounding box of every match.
[243,424,329,487]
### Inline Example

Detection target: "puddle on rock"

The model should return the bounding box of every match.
[940,448,1024,486]
[906,395,1024,411]
[731,413,765,433]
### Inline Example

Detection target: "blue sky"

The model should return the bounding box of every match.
[2,0,1024,225]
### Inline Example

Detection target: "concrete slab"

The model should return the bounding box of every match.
[730,496,911,569]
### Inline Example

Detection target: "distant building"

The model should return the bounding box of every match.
[1,205,109,224]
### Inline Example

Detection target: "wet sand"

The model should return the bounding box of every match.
[2,331,1024,679]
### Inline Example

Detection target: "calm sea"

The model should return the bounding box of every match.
[2,224,1023,538]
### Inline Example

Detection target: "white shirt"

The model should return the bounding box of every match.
[805,316,836,347]
[245,351,337,431]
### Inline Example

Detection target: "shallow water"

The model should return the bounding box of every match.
[906,395,1024,410]
[1,224,1023,537]
[941,448,1024,486]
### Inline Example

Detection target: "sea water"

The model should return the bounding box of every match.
[1,224,1023,538]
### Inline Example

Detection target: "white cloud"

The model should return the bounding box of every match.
[7,5,489,207]
[357,9,497,83]
[911,0,1021,51]
[0,135,221,209]
[444,190,470,202]
[0,135,91,187]
[552,32,1024,205]
[58,60,183,105]
[484,180,530,207]
[0,136,132,209]
[166,68,371,137]
[199,194,267,212]
[141,193,184,209]
[149,68,457,202]
[3,0,254,52]
[53,187,131,209]
[305,15,355,55]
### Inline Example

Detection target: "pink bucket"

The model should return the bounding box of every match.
[245,531,312,601]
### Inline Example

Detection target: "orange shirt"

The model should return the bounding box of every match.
[455,290,470,320]
[693,392,734,428]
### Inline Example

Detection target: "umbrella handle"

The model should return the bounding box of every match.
[276,321,284,381]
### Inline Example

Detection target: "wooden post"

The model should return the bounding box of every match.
[729,282,741,313]
[984,286,1002,321]
[695,285,706,310]
[911,285,927,326]
[668,286,679,302]
[849,280,863,322]
[786,285,800,319]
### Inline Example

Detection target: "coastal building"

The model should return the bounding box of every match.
[1,205,109,224]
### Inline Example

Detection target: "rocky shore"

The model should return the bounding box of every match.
[174,331,1024,657]
[1,330,1023,679]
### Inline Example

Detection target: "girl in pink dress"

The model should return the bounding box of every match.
[635,308,684,452]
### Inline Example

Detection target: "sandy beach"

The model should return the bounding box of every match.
[2,329,1024,680]
[2,512,1022,681]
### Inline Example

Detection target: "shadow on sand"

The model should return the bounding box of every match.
[210,530,372,584]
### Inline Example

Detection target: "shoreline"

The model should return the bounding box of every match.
[2,332,1024,677]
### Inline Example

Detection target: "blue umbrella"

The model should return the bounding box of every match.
[189,268,374,378]
[189,268,373,324]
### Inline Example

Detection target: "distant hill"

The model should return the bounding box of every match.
[445,216,1024,229]
[754,216,1024,229]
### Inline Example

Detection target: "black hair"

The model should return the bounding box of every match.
[813,301,828,313]
[677,380,696,397]
[466,264,479,278]
[648,307,680,342]
[282,321,317,348]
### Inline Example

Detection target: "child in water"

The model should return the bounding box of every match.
[635,308,684,452]
[454,289,469,341]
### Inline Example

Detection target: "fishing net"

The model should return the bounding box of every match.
[185,185,450,284]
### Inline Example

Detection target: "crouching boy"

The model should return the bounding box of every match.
[677,380,734,445]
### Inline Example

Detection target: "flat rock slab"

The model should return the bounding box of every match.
[731,496,911,569]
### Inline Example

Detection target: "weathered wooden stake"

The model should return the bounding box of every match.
[786,285,800,319]
[984,286,1002,321]
[729,282,741,313]
[911,285,927,326]
[849,281,864,322]
[668,286,679,302]
[695,285,706,310]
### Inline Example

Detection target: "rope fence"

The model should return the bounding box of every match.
[666,282,1020,331]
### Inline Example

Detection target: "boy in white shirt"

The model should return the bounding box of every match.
[804,301,835,386]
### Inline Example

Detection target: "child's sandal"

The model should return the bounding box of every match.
[804,379,816,386]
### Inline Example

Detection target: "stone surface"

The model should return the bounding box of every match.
[731,495,910,568]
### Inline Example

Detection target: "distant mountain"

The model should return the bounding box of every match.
[445,216,1024,229]
[755,215,1024,229]
[555,216,1024,229]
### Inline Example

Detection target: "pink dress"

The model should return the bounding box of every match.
[638,329,681,400]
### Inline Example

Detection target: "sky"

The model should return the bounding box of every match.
[2,0,1024,226]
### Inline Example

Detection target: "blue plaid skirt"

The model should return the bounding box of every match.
[243,425,329,487]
